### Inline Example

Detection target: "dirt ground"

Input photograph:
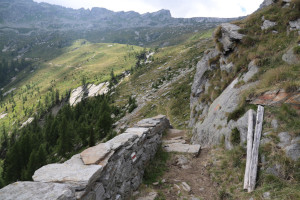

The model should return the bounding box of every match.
[152,148,218,200]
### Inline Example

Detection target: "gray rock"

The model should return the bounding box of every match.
[32,162,103,189]
[163,143,201,154]
[266,164,282,177]
[284,143,300,161]
[80,143,112,165]
[181,182,191,192]
[106,132,138,150]
[218,23,244,53]
[0,182,75,200]
[282,48,299,64]
[291,137,300,144]
[259,0,274,9]
[191,76,257,147]
[189,49,220,127]
[261,20,277,30]
[277,132,291,148]
[136,192,158,200]
[289,19,300,33]
[263,191,271,199]
[242,60,259,83]
[220,62,234,73]
[271,119,278,130]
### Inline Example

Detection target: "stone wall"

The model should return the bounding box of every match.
[0,115,171,200]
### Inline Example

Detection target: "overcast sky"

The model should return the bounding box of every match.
[33,0,264,18]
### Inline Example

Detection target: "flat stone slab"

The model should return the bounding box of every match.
[163,143,201,154]
[32,163,102,188]
[106,132,138,150]
[81,143,112,165]
[0,181,75,200]
[163,138,186,144]
[124,127,150,136]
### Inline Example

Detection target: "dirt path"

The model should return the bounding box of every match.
[155,148,218,200]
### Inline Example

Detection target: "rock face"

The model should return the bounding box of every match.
[189,49,220,127]
[216,23,244,53]
[259,0,275,9]
[0,115,171,200]
[69,82,109,106]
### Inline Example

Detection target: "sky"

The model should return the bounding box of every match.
[33,0,264,18]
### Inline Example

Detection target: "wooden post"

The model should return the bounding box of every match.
[248,105,264,192]
[243,109,253,190]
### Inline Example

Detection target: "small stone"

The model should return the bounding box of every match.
[263,191,271,199]
[181,182,191,192]
[271,119,278,130]
[137,192,158,200]
[153,182,159,186]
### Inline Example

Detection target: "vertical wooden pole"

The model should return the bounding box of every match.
[248,105,264,192]
[243,109,253,190]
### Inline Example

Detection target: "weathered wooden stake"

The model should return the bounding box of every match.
[248,105,264,192]
[243,109,253,190]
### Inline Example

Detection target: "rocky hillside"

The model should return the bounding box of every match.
[188,0,300,199]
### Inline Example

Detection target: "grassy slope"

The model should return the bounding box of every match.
[0,40,143,131]
[112,30,214,129]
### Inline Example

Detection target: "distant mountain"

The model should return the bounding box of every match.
[0,0,239,60]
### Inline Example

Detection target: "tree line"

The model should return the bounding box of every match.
[0,94,115,187]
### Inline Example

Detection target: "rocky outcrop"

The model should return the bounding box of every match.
[215,23,244,53]
[259,0,275,9]
[190,22,257,148]
[0,115,171,200]
[69,82,109,106]
[189,49,220,127]
[191,58,259,148]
